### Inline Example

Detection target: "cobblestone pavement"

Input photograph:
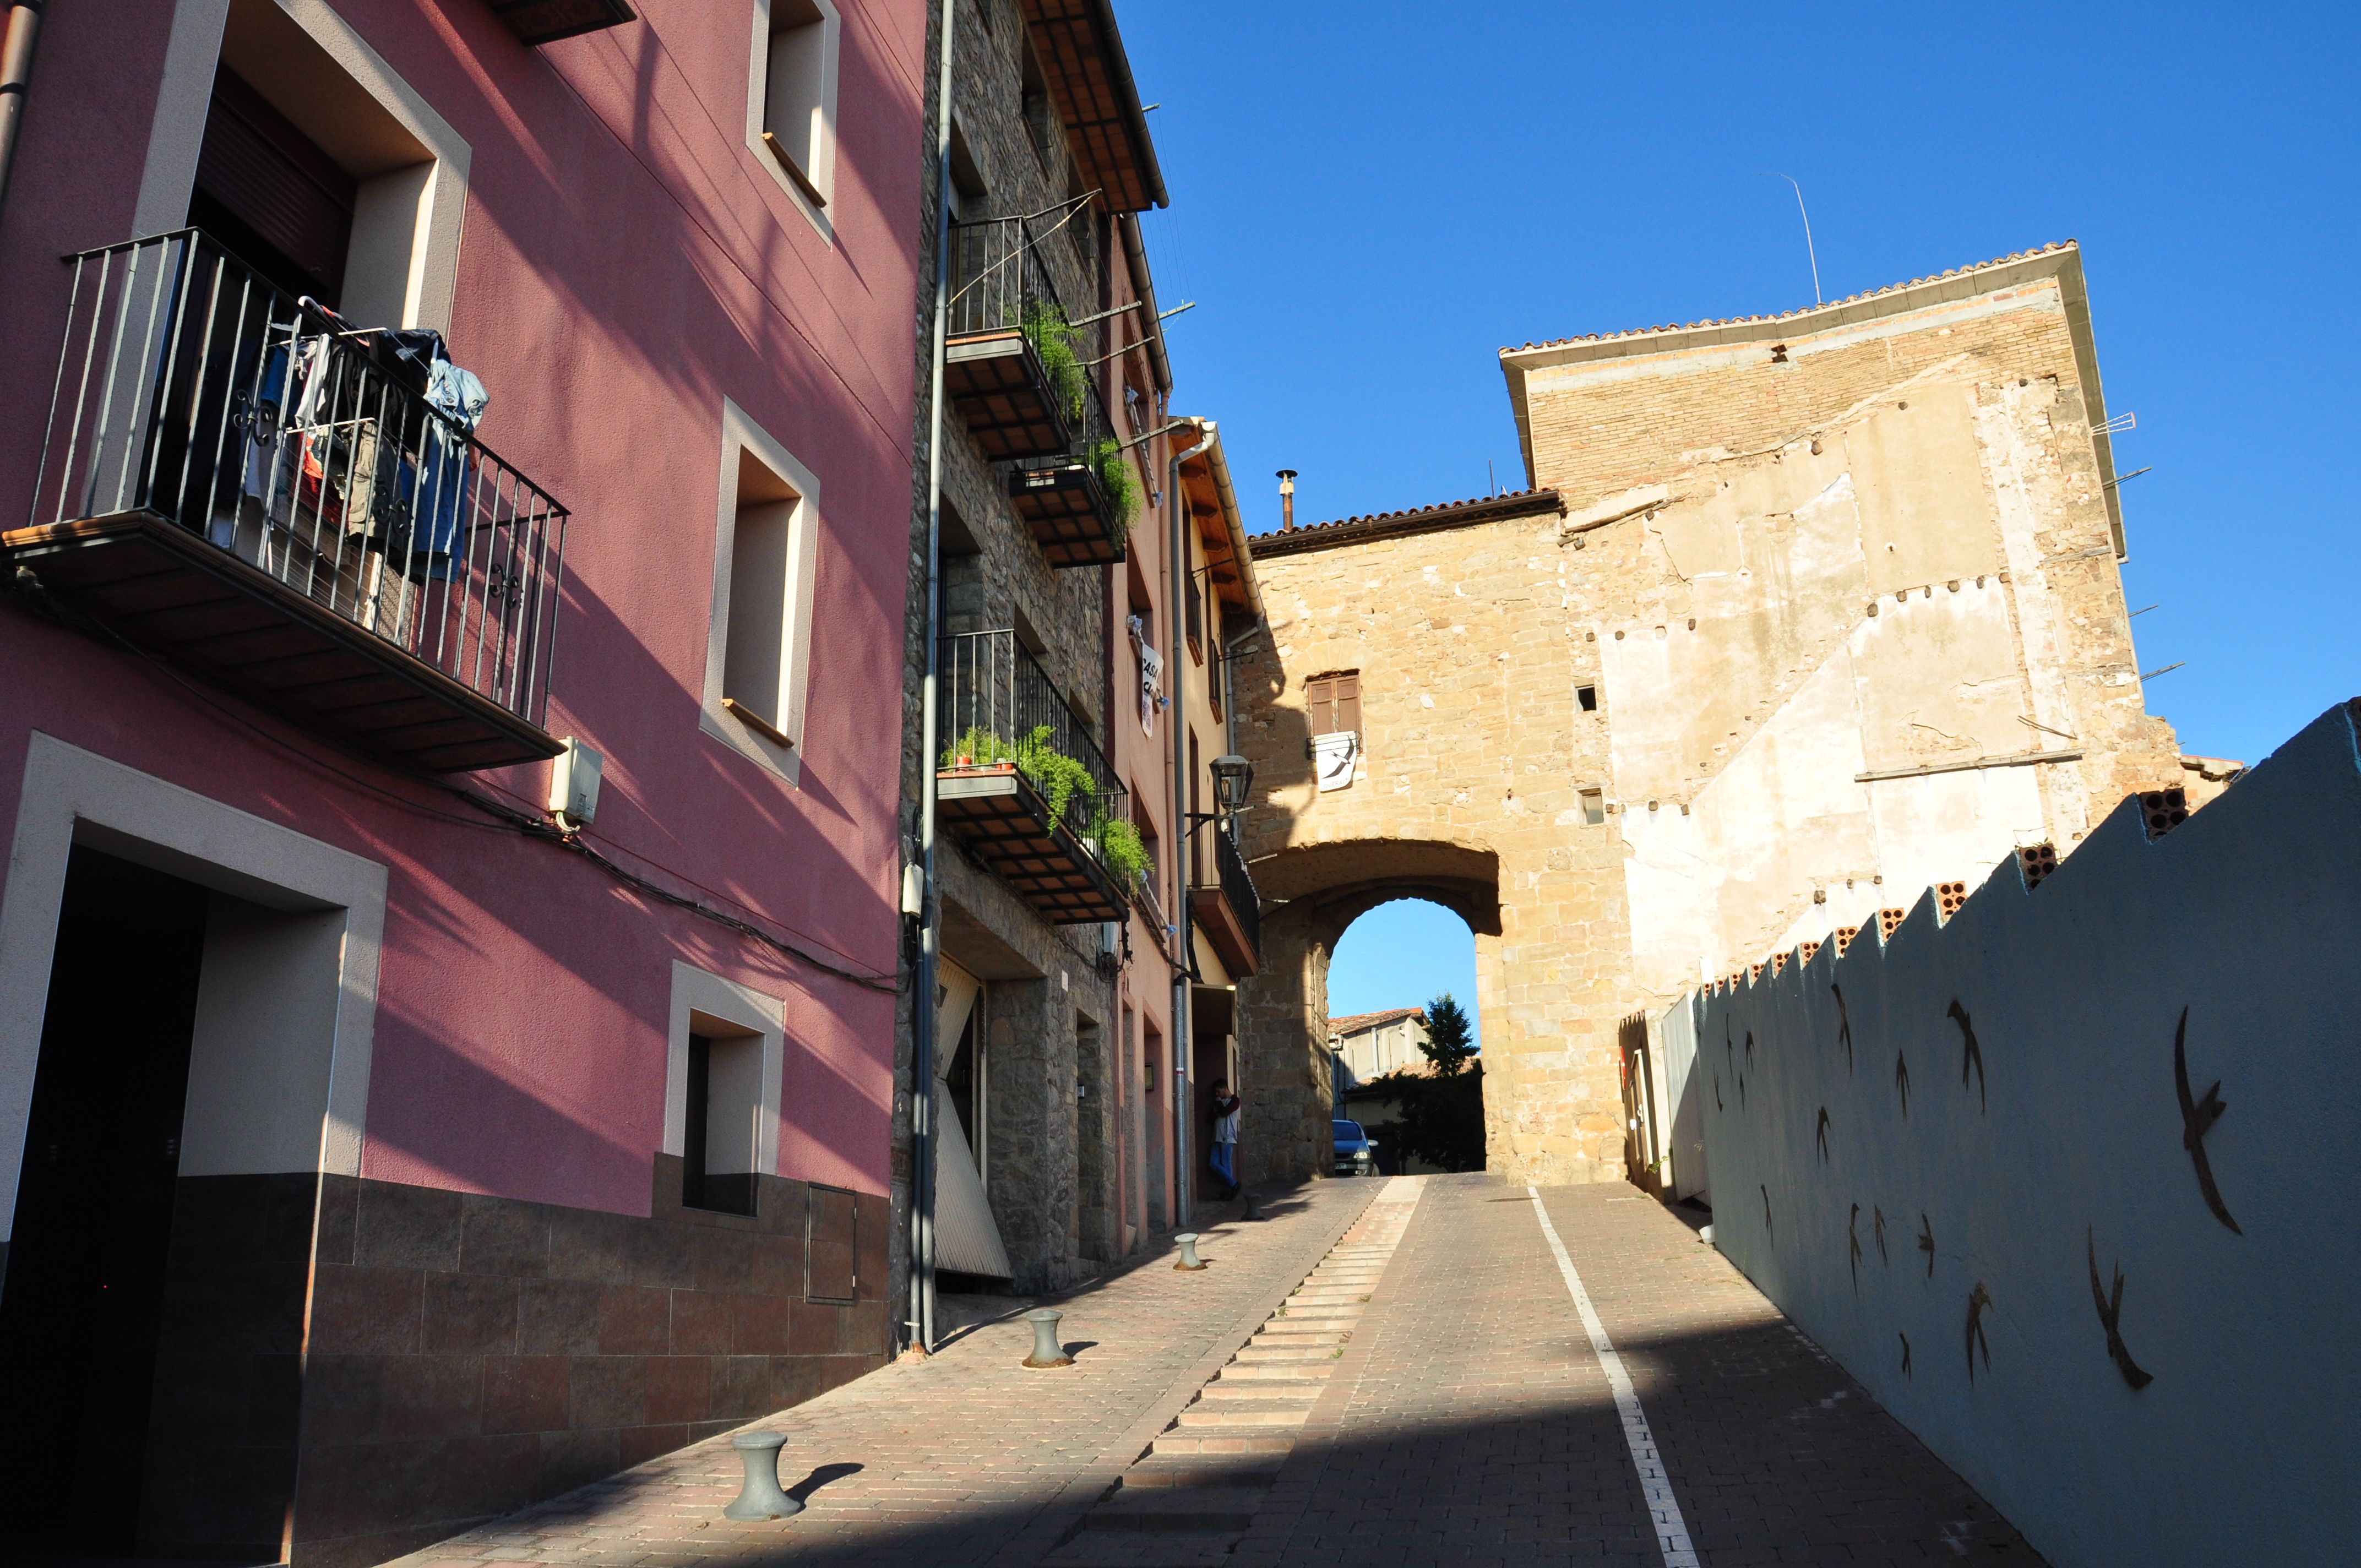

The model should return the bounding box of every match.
[388,1180,1379,1568]
[393,1175,2044,1568]
[1237,1177,2042,1566]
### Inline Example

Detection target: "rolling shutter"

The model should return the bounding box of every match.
[193,69,357,305]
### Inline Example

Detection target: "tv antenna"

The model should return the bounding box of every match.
[1767,173,1822,304]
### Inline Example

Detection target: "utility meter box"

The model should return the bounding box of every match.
[548,737,604,827]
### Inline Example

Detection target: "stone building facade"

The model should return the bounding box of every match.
[891,0,1230,1313]
[1231,243,2202,1189]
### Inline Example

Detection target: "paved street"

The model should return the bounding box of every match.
[394,1177,2041,1568]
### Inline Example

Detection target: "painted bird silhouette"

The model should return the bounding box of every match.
[1833,983,1854,1073]
[1917,1212,1936,1279]
[2172,1006,2242,1234]
[2087,1227,2154,1390]
[1900,1332,1913,1379]
[1966,1283,1994,1383]
[1761,1184,1774,1242]
[1849,1204,1863,1291]
[1895,1050,1912,1117]
[1817,1107,1832,1163]
[1744,1030,1756,1071]
[1949,998,1986,1111]
[1713,1071,1723,1113]
[1738,1073,1747,1109]
[1874,1205,1889,1264]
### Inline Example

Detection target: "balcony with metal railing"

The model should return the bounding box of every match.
[944,215,1080,462]
[8,230,570,772]
[1191,821,1263,977]
[946,214,1131,567]
[936,629,1131,923]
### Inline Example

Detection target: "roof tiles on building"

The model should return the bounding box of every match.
[1250,488,1564,558]
[1329,1007,1428,1035]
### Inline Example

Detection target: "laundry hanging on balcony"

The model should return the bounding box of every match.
[1127,613,1166,737]
[235,317,487,581]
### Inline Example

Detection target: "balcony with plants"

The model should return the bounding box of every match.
[944,215,1084,462]
[1003,311,1138,569]
[937,629,1143,923]
[8,230,570,772]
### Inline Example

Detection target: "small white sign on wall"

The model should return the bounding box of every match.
[1314,732,1359,792]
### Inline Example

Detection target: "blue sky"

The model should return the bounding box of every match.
[1127,3,2358,1023]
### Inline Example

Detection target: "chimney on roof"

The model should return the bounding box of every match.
[1277,469,1297,531]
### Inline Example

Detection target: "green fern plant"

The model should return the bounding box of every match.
[1085,810,1150,884]
[1092,437,1140,538]
[939,726,1020,770]
[1020,302,1087,422]
[1014,725,1094,831]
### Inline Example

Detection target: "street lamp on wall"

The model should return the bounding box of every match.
[1211,754,1254,819]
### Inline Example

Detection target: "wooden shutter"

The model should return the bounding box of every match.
[1307,677,1334,736]
[1334,673,1361,735]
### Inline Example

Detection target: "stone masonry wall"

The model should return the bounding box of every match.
[1233,254,2191,1190]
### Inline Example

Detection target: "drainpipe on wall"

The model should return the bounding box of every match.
[909,0,958,1358]
[0,0,46,224]
[1166,421,1215,1227]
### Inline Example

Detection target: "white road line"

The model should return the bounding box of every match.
[1528,1184,1701,1568]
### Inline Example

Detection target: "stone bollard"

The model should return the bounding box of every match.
[1242,1191,1264,1222]
[1021,1308,1073,1368]
[723,1431,801,1521]
[1173,1232,1207,1271]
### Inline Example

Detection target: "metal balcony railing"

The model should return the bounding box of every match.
[27,230,569,735]
[1206,822,1261,962]
[938,628,1127,839]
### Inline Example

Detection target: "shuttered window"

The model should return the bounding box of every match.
[191,68,356,306]
[1306,672,1361,737]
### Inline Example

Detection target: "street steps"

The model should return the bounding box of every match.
[1048,1177,1426,1554]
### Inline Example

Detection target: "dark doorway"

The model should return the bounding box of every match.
[0,847,211,1556]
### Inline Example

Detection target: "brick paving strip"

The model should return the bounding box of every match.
[385,1178,1380,1568]
[1231,1177,2046,1567]
[1037,1175,1427,1567]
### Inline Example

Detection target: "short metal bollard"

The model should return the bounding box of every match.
[1022,1307,1073,1368]
[723,1430,801,1521]
[1173,1232,1207,1271]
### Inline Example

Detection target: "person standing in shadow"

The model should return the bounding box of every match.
[1209,1081,1243,1200]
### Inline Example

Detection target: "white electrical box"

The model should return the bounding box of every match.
[547,737,603,827]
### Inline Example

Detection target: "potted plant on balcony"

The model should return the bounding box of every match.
[1092,437,1141,535]
[939,723,1096,834]
[1020,303,1087,424]
[1081,811,1150,888]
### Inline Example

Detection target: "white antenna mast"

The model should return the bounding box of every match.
[1769,172,1821,304]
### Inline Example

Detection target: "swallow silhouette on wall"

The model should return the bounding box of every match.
[1900,1332,1913,1379]
[2173,1006,2242,1234]
[1895,1050,1912,1117]
[1849,1204,1863,1291]
[1725,1019,1735,1074]
[1874,1205,1889,1264]
[1948,999,1986,1111]
[1713,1071,1723,1113]
[2087,1227,2154,1390]
[1966,1283,1994,1383]
[1738,1073,1747,1109]
[1744,1030,1756,1071]
[1833,983,1854,1073]
[1817,1107,1832,1163]
[1761,1184,1774,1242]
[1917,1212,1935,1278]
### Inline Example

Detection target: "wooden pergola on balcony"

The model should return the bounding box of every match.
[7,231,571,774]
[935,629,1129,924]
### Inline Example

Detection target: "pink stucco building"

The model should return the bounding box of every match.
[0,1,923,1562]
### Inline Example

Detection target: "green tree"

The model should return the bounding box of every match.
[1370,994,1485,1172]
[1421,992,1476,1076]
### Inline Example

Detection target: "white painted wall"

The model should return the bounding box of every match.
[1691,698,2361,1567]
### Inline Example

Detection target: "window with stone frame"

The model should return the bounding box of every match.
[1305,671,1362,738]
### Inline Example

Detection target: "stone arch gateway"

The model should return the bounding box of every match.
[1228,244,2203,1188]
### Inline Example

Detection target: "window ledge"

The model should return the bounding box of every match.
[723,697,796,750]
[760,132,828,209]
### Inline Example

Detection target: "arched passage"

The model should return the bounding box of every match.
[1232,840,1506,1185]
